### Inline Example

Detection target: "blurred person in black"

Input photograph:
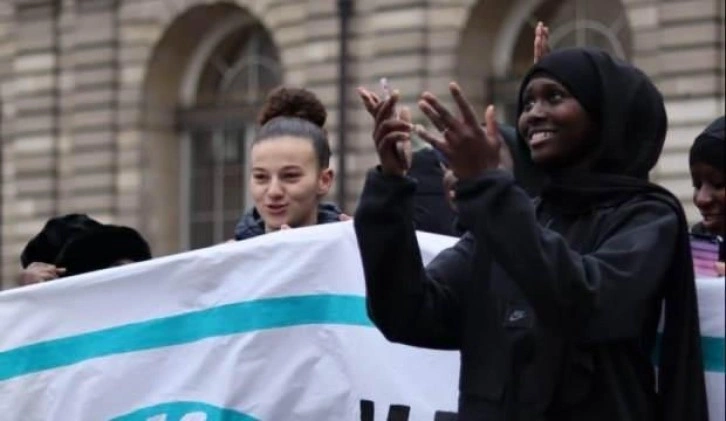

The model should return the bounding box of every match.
[18,214,151,285]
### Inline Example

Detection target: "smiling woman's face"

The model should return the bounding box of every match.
[250,136,333,232]
[518,76,596,169]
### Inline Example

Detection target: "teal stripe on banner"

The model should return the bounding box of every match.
[0,294,372,382]
[653,334,725,373]
[0,294,723,382]
[111,401,258,421]
[701,336,725,373]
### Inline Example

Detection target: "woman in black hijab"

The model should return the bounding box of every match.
[689,116,725,273]
[690,117,725,236]
[354,48,707,420]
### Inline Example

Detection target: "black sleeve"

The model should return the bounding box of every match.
[455,170,678,341]
[354,169,471,349]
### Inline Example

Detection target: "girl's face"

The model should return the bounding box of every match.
[691,162,725,236]
[250,136,333,232]
[518,76,596,168]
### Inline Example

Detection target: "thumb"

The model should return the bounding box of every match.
[484,105,500,142]
[280,224,291,230]
[399,106,412,124]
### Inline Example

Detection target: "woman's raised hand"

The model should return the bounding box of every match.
[415,82,502,180]
[357,86,413,177]
[534,21,550,64]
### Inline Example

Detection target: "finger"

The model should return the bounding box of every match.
[399,106,412,124]
[29,262,55,270]
[484,105,502,150]
[280,224,291,230]
[420,92,461,131]
[534,22,542,63]
[339,214,352,222]
[369,91,382,104]
[397,139,412,169]
[415,125,451,157]
[449,82,479,127]
[357,88,379,116]
[396,107,414,165]
[54,267,67,275]
[377,131,410,152]
[542,25,551,55]
[364,88,382,110]
[418,100,447,132]
[373,119,412,147]
[375,90,399,127]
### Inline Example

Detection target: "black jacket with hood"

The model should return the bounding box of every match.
[354,48,707,421]
[234,202,343,241]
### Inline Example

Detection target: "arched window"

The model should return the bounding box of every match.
[177,24,282,249]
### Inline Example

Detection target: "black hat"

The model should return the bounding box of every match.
[54,225,152,277]
[20,214,103,268]
[689,115,724,171]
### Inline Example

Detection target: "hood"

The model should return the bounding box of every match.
[234,202,344,241]
[689,115,724,171]
[518,48,667,180]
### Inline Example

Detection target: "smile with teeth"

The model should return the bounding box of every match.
[530,130,556,143]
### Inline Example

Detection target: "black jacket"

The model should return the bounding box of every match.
[356,170,683,420]
[408,148,459,236]
[354,49,706,421]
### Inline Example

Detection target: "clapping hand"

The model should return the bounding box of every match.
[414,82,502,180]
[357,87,413,177]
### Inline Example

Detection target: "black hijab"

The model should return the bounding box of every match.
[689,115,724,171]
[518,48,708,421]
[689,116,725,242]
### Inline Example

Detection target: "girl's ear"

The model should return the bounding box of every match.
[317,168,334,196]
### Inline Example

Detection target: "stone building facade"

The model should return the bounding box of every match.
[1,0,724,286]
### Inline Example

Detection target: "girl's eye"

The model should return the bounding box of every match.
[282,173,302,181]
[252,174,268,182]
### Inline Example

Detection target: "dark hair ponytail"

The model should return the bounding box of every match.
[254,87,331,168]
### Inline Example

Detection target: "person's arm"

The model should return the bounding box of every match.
[456,170,678,341]
[354,169,472,349]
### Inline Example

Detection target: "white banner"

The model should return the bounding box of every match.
[0,222,722,420]
[695,276,725,421]
[0,222,460,421]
